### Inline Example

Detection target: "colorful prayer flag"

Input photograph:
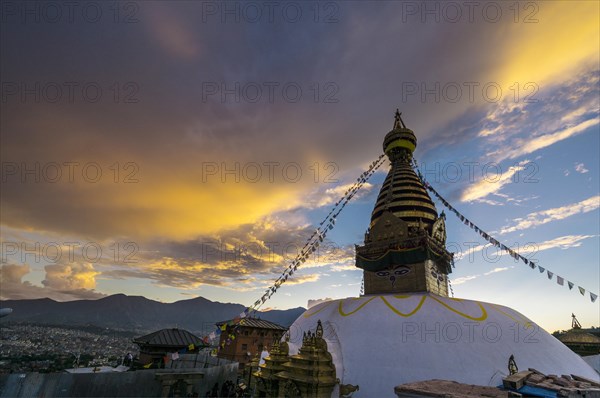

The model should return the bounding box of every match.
[591,293,598,303]
[579,287,585,295]
[556,276,564,286]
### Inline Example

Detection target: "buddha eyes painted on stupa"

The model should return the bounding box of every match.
[375,265,412,287]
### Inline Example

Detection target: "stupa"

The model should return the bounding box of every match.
[284,110,600,397]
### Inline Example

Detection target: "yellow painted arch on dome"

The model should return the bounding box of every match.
[489,303,533,328]
[303,300,334,318]
[429,296,487,322]
[380,295,426,317]
[338,296,378,317]
[302,295,501,323]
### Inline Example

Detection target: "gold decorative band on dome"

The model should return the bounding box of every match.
[338,296,378,316]
[384,140,416,154]
[380,296,426,317]
[489,303,533,328]
[302,295,493,322]
[428,296,487,321]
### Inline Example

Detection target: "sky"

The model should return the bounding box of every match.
[0,1,599,333]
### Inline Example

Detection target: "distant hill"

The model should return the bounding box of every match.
[0,294,305,334]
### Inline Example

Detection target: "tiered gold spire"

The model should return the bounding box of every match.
[371,109,438,230]
[356,110,453,296]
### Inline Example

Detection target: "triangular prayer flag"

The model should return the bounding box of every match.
[591,293,598,303]
[163,355,170,364]
[568,281,574,290]
[220,324,227,331]
[556,276,564,286]
[579,287,585,295]
[538,266,545,273]
[171,352,179,360]
[188,343,195,351]
[547,271,553,280]
[143,362,152,369]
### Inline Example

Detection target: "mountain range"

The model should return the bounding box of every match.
[0,294,306,334]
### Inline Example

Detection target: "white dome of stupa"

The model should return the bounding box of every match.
[285,293,599,397]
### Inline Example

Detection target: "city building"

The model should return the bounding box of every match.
[216,318,286,369]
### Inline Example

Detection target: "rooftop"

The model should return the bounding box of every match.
[559,330,600,344]
[133,328,204,347]
[216,317,287,331]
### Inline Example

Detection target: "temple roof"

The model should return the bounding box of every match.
[133,328,203,347]
[559,330,600,344]
[216,317,287,331]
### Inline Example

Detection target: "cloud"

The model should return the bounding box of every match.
[452,275,479,285]
[484,267,512,276]
[42,263,99,291]
[492,118,599,162]
[99,216,344,291]
[144,4,201,59]
[452,266,513,286]
[460,160,529,203]
[303,182,375,210]
[0,263,105,301]
[520,235,597,253]
[1,1,598,304]
[284,273,321,286]
[500,195,600,234]
[575,163,589,174]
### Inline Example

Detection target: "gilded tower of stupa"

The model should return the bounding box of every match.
[356,110,453,296]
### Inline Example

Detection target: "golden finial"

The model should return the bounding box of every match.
[393,109,406,129]
[316,320,324,338]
